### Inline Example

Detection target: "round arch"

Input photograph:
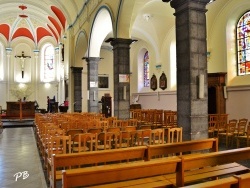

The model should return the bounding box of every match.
[88,7,114,57]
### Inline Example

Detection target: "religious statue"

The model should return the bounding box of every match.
[15,51,31,78]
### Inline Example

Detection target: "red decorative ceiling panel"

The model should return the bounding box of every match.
[12,28,34,41]
[0,24,10,41]
[47,24,58,42]
[48,16,62,36]
[37,27,52,43]
[51,6,66,30]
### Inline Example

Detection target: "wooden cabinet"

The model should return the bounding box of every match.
[208,72,227,114]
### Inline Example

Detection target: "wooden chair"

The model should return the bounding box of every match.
[119,131,133,148]
[124,126,137,132]
[166,127,182,143]
[214,114,228,136]
[132,109,143,125]
[236,125,250,148]
[72,133,97,152]
[153,109,164,128]
[151,128,165,145]
[163,110,178,128]
[234,118,248,136]
[66,129,84,138]
[218,120,237,148]
[87,128,102,134]
[96,132,116,150]
[97,120,109,131]
[135,129,152,146]
[208,114,219,137]
[107,127,120,133]
[112,119,123,128]
[128,118,138,127]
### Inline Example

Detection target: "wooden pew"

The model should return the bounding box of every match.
[50,146,147,188]
[146,138,218,160]
[180,176,238,188]
[173,147,250,187]
[61,157,181,188]
[58,138,217,188]
[234,172,250,188]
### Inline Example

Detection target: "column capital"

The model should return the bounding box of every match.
[82,57,102,62]
[164,0,210,11]
[6,48,12,55]
[105,38,137,48]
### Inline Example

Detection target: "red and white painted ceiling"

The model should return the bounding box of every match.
[0,0,85,45]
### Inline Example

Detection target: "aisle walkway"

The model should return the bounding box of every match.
[0,127,47,188]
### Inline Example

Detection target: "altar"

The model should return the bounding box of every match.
[6,101,35,119]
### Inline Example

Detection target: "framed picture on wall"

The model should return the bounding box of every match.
[150,74,157,91]
[98,74,109,89]
[159,72,167,90]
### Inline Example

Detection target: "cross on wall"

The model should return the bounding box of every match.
[15,51,31,78]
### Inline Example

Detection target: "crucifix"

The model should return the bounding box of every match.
[15,51,31,78]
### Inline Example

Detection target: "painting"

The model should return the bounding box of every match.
[98,75,109,89]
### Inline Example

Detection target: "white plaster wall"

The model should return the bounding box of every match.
[226,86,250,120]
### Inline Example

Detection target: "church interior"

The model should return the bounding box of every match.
[1,0,250,187]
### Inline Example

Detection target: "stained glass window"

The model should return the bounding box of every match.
[43,44,55,81]
[237,11,250,75]
[144,51,150,87]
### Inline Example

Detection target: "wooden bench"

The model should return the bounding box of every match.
[50,146,147,188]
[58,138,217,188]
[61,157,181,188]
[146,138,218,160]
[173,147,250,187]
[180,176,239,188]
[182,171,250,188]
[234,172,250,188]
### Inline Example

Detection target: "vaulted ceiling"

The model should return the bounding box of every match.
[0,0,85,45]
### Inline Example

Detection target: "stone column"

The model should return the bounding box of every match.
[6,48,12,101]
[86,57,100,113]
[164,0,210,140]
[71,67,83,112]
[33,50,39,100]
[106,38,135,119]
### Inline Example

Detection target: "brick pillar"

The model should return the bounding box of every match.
[106,38,135,119]
[86,57,101,113]
[165,0,210,140]
[71,67,83,112]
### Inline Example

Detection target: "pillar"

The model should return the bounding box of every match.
[71,67,83,112]
[33,50,39,100]
[86,57,101,113]
[106,38,135,119]
[6,48,12,101]
[164,0,210,140]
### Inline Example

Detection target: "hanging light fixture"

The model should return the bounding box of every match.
[19,4,28,18]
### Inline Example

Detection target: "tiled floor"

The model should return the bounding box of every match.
[0,127,47,188]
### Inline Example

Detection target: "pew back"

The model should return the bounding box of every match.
[51,146,147,188]
[176,147,250,187]
[62,157,181,188]
[146,138,218,160]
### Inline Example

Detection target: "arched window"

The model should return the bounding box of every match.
[237,11,250,75]
[41,43,55,82]
[144,51,149,87]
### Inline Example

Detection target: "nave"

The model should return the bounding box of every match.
[0,127,47,188]
[2,122,250,188]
